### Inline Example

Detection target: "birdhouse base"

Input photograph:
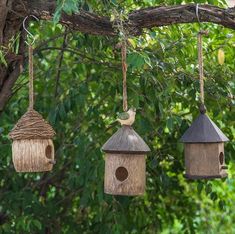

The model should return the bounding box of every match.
[184,172,228,180]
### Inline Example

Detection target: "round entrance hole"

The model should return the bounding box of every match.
[45,145,52,159]
[219,152,224,165]
[115,167,128,182]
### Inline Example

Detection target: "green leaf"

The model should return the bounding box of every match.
[197,182,203,194]
[32,220,42,230]
[210,192,218,201]
[205,184,212,195]
[0,50,7,67]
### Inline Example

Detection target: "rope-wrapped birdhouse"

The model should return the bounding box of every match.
[101,23,150,195]
[9,16,56,172]
[180,28,229,179]
[9,109,55,172]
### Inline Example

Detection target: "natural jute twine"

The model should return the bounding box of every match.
[9,45,55,140]
[29,45,34,110]
[197,31,207,114]
[121,40,128,112]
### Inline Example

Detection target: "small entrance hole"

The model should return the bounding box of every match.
[45,145,52,159]
[219,152,224,165]
[115,167,128,182]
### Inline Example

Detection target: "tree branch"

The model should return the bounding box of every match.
[0,1,234,113]
[17,1,235,36]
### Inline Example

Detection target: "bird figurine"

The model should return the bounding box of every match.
[117,107,136,126]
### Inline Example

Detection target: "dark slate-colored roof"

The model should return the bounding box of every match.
[102,125,151,154]
[181,113,229,143]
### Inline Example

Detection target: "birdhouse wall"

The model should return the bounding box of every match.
[104,153,146,196]
[12,139,54,172]
[184,143,227,179]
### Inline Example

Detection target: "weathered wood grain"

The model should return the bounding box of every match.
[184,143,228,179]
[102,125,150,154]
[104,153,146,196]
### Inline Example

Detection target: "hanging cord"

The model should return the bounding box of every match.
[197,32,204,106]
[28,45,34,110]
[121,39,128,112]
[112,9,129,112]
[23,15,39,110]
[196,4,207,114]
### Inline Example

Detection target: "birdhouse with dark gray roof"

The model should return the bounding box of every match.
[181,112,229,179]
[102,125,150,196]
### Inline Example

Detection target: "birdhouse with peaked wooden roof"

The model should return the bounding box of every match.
[102,125,150,196]
[9,109,56,172]
[181,111,229,179]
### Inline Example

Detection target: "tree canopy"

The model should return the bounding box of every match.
[0,0,234,233]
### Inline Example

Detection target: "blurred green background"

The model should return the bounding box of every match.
[0,0,234,233]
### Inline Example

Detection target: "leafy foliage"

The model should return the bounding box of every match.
[0,0,234,233]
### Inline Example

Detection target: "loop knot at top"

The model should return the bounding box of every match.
[9,109,55,140]
[199,103,207,114]
[198,30,209,36]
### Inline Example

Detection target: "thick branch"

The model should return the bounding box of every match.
[0,1,234,113]
[16,1,235,35]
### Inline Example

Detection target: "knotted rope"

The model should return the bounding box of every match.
[121,40,128,112]
[9,44,55,140]
[28,45,34,110]
[197,31,207,114]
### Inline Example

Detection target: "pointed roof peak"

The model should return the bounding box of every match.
[181,113,229,143]
[9,109,55,140]
[102,125,150,154]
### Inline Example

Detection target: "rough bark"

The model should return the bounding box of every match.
[23,2,235,35]
[0,0,25,112]
[0,0,234,113]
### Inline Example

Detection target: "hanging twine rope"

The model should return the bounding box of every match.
[112,10,129,112]
[9,46,55,140]
[198,32,204,104]
[9,15,56,141]
[197,30,207,114]
[28,45,34,110]
[121,39,128,112]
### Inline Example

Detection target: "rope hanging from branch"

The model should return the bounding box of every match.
[121,40,128,112]
[197,30,207,114]
[28,45,34,110]
[9,15,56,142]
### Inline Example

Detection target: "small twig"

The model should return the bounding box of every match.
[39,47,120,68]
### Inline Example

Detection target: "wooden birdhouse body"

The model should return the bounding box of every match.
[9,110,55,172]
[105,153,145,195]
[181,113,229,179]
[102,125,150,196]
[12,139,54,172]
[184,143,227,179]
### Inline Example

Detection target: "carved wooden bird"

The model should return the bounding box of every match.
[117,108,136,126]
